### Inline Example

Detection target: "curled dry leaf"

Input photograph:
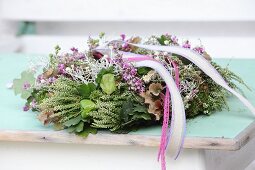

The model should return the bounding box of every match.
[43,68,54,78]
[129,37,142,51]
[140,86,163,120]
[147,100,163,120]
[140,91,153,104]
[43,68,58,79]
[37,111,53,125]
[203,51,212,61]
[149,83,163,96]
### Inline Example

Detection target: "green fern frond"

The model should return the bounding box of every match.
[38,77,82,124]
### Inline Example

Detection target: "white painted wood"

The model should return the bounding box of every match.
[0,0,18,49]
[36,21,255,37]
[1,0,255,21]
[0,141,206,170]
[0,35,20,52]
[246,160,255,170]
[205,137,255,170]
[19,35,255,58]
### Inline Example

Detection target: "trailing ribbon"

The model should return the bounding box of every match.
[158,88,170,170]
[119,52,186,170]
[95,41,255,170]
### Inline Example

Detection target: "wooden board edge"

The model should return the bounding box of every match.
[0,130,237,150]
[234,121,255,150]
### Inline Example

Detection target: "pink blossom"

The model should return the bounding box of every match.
[182,41,191,49]
[23,105,29,111]
[23,82,31,90]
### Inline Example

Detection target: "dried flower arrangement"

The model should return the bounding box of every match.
[12,33,255,170]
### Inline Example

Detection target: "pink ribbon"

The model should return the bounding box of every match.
[157,87,170,170]
[120,52,181,170]
[94,41,255,170]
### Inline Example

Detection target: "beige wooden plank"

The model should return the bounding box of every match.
[1,122,254,150]
[0,130,238,150]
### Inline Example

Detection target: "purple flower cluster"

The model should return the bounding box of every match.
[58,48,85,64]
[70,47,85,60]
[114,56,145,93]
[23,105,29,111]
[36,74,57,85]
[58,63,66,74]
[170,35,178,44]
[23,99,37,112]
[193,46,205,54]
[182,40,191,49]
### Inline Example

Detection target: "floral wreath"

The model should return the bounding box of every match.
[12,33,255,170]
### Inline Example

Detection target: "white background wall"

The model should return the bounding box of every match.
[1,0,255,58]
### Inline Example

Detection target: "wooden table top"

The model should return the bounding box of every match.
[0,53,254,150]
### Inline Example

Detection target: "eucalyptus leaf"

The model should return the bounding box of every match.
[66,126,76,133]
[80,99,96,118]
[96,67,114,84]
[63,115,82,127]
[100,74,116,95]
[75,122,84,132]
[76,127,97,138]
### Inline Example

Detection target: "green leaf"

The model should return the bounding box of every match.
[100,73,116,95]
[121,100,133,122]
[131,104,151,121]
[133,104,147,113]
[75,122,84,132]
[157,35,167,45]
[66,126,76,133]
[13,70,35,99]
[63,115,82,127]
[76,127,97,138]
[78,83,96,98]
[132,113,151,121]
[80,99,96,118]
[96,67,114,84]
[137,67,151,76]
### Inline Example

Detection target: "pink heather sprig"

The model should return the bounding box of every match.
[170,35,178,44]
[119,34,131,50]
[36,74,57,86]
[23,99,38,112]
[160,34,207,55]
[23,105,29,111]
[70,47,86,60]
[122,64,145,93]
[31,99,37,109]
[113,56,145,93]
[182,40,191,49]
[193,46,205,55]
[58,48,86,64]
[58,63,66,74]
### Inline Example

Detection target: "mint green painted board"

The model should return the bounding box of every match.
[0,53,254,139]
